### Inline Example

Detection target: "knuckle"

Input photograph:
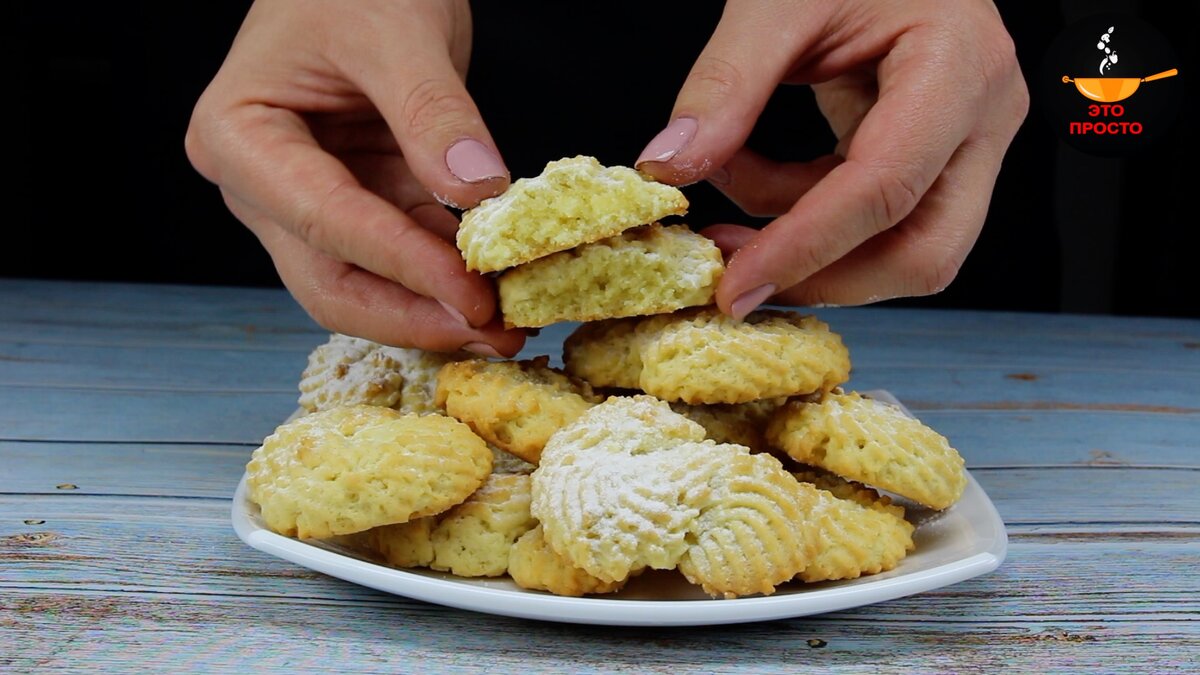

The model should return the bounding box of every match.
[868,167,922,229]
[688,55,745,105]
[401,78,475,141]
[905,251,962,297]
[294,179,354,249]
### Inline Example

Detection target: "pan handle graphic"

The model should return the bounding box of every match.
[1141,68,1178,83]
[1062,76,1073,83]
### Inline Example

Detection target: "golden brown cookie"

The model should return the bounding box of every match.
[564,308,851,404]
[532,395,824,597]
[497,224,723,328]
[427,473,538,577]
[792,467,906,519]
[298,333,465,414]
[508,525,627,596]
[341,474,537,578]
[791,468,915,583]
[675,452,819,598]
[435,357,603,464]
[531,396,710,583]
[339,519,435,568]
[767,392,967,510]
[457,156,688,273]
[246,406,492,538]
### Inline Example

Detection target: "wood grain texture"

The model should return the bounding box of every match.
[2,279,1198,674]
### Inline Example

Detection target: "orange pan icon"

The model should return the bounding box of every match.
[1062,68,1178,102]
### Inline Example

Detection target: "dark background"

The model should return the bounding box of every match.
[3,1,1196,317]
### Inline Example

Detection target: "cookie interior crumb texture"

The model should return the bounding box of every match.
[497,223,724,328]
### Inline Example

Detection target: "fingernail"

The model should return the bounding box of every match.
[438,299,470,327]
[730,284,777,321]
[636,117,698,166]
[708,166,731,186]
[463,342,503,358]
[446,138,507,183]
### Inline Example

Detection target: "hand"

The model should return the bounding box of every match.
[636,0,1029,315]
[186,0,524,356]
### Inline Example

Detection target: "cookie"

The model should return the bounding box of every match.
[435,357,602,464]
[339,518,434,568]
[497,224,723,328]
[669,397,787,453]
[767,392,967,510]
[564,308,851,404]
[791,469,915,583]
[341,474,537,578]
[428,473,538,577]
[508,525,627,596]
[246,406,492,538]
[298,333,465,414]
[675,452,819,598]
[456,156,688,273]
[531,396,713,583]
[532,396,820,596]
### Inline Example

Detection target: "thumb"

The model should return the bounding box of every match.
[635,2,824,185]
[344,25,509,210]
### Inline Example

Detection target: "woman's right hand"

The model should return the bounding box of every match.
[185,0,525,357]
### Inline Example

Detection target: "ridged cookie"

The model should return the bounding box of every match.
[299,333,465,414]
[457,156,688,273]
[435,357,603,464]
[791,469,915,583]
[508,525,627,596]
[533,396,828,597]
[564,308,851,404]
[676,451,819,598]
[497,224,723,328]
[531,396,712,583]
[246,406,492,538]
[767,392,967,510]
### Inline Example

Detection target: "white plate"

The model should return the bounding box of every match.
[231,390,1006,626]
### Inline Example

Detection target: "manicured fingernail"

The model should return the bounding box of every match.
[446,138,507,183]
[708,166,731,186]
[730,284,776,321]
[438,300,470,327]
[636,117,698,166]
[463,342,502,358]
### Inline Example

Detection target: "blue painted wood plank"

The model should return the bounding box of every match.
[5,338,1199,417]
[3,587,1194,675]
[0,387,296,444]
[3,495,1196,613]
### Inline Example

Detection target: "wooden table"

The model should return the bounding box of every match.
[2,279,1197,673]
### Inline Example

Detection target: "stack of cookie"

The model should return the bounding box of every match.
[244,156,968,599]
[457,155,724,328]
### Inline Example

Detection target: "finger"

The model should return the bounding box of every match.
[716,25,982,317]
[340,20,509,209]
[228,193,525,356]
[765,137,1003,307]
[636,1,828,185]
[698,224,757,261]
[341,153,461,241]
[709,148,841,217]
[212,106,494,327]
